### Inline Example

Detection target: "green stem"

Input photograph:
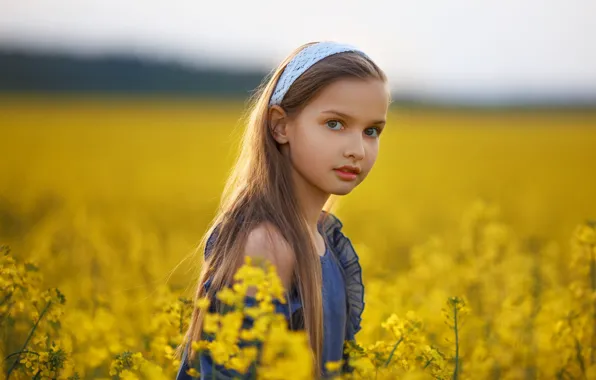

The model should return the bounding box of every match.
[180,302,184,335]
[452,303,460,380]
[423,357,434,369]
[250,363,257,380]
[574,337,587,379]
[6,300,52,379]
[0,291,15,325]
[0,291,13,307]
[4,350,39,361]
[383,336,404,367]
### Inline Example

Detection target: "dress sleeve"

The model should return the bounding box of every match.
[320,212,365,375]
[320,211,365,341]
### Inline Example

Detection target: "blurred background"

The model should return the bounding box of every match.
[1,1,596,378]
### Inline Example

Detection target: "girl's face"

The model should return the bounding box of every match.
[273,77,390,196]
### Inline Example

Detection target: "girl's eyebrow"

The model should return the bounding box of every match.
[321,110,386,126]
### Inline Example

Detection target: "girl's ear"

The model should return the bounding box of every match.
[268,105,290,144]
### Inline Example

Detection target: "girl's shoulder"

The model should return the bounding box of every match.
[204,220,291,260]
[203,220,296,289]
[243,221,296,292]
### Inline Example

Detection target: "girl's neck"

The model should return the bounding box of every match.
[291,167,331,239]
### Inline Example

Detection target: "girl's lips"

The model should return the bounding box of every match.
[333,169,358,181]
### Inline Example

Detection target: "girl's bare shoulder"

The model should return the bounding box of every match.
[243,221,295,289]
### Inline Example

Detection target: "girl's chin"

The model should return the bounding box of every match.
[328,183,358,196]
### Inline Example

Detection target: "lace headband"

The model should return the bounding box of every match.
[268,41,370,106]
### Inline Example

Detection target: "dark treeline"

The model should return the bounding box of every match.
[1,49,595,110]
[0,50,266,97]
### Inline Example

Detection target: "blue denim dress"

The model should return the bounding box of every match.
[176,211,364,379]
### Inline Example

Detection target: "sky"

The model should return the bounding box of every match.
[1,0,595,102]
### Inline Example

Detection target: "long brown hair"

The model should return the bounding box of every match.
[177,41,387,377]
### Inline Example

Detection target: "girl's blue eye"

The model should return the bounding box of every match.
[326,120,343,130]
[364,127,381,137]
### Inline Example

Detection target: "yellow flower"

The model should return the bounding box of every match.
[575,223,596,244]
[219,311,244,345]
[203,314,220,334]
[120,369,139,380]
[325,360,343,373]
[186,368,200,378]
[257,300,275,315]
[234,259,267,288]
[209,340,234,365]
[232,282,249,297]
[191,340,210,352]
[244,306,264,320]
[259,323,313,379]
[195,296,211,311]
[265,264,287,301]
[216,287,243,306]
[227,346,259,374]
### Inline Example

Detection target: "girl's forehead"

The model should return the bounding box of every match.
[305,78,390,118]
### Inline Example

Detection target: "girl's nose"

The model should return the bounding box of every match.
[343,132,365,161]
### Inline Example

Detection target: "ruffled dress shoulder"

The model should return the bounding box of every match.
[318,210,365,341]
[176,211,365,379]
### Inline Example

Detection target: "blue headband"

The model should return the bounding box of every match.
[269,41,370,106]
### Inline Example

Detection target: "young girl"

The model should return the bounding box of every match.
[176,41,390,379]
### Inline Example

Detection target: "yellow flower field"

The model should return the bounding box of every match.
[1,97,596,379]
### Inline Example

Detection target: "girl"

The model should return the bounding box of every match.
[176,41,390,379]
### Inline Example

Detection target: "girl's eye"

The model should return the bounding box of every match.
[326,120,344,130]
[364,127,381,137]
